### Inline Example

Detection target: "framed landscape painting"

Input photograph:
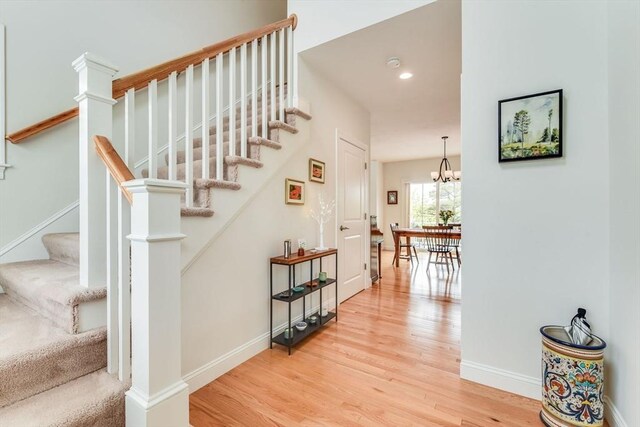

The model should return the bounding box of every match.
[499,89,563,162]
[285,178,305,205]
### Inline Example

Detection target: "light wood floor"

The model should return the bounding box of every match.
[190,251,542,426]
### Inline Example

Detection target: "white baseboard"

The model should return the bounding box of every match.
[604,396,628,427]
[183,330,270,393]
[460,359,540,400]
[183,310,313,393]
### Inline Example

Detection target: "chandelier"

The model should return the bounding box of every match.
[431,136,460,182]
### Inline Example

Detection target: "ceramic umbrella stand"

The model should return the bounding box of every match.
[540,326,607,427]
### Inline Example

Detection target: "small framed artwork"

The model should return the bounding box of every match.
[498,89,563,162]
[387,191,398,205]
[309,158,325,183]
[285,178,305,205]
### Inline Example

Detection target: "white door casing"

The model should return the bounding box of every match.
[336,130,369,303]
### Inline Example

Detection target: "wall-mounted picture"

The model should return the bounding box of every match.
[387,191,398,205]
[285,178,305,205]
[309,158,325,183]
[499,89,563,162]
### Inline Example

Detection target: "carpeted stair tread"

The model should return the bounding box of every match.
[0,369,127,427]
[191,123,283,150]
[195,178,242,190]
[142,155,262,181]
[225,155,263,168]
[181,206,215,217]
[247,136,282,150]
[0,259,105,334]
[174,136,278,164]
[0,294,106,408]
[42,233,79,267]
[285,107,312,121]
[269,120,298,134]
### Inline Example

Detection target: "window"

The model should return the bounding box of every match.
[408,182,462,227]
[409,183,438,227]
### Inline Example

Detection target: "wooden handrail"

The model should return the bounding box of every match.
[6,14,298,144]
[94,135,134,204]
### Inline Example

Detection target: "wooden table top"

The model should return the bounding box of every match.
[393,227,462,239]
[270,248,337,265]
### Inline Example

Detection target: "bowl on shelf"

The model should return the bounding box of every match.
[308,315,318,325]
[295,321,308,331]
[292,286,305,293]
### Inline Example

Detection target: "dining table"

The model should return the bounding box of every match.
[392,227,462,267]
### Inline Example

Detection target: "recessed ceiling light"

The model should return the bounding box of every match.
[399,72,413,80]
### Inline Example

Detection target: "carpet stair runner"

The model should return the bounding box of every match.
[0,233,128,426]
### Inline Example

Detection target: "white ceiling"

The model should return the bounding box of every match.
[301,0,461,162]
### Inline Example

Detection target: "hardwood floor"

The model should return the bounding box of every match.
[189,250,542,426]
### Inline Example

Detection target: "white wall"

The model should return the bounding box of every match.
[0,0,286,258]
[460,0,610,401]
[369,160,383,228]
[607,1,640,425]
[181,56,370,389]
[382,156,460,249]
[288,0,433,53]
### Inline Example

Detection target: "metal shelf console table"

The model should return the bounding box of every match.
[270,248,338,355]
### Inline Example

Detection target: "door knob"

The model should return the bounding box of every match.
[340,225,350,231]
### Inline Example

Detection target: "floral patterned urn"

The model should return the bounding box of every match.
[540,326,606,427]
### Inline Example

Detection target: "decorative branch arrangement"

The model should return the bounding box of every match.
[309,193,335,250]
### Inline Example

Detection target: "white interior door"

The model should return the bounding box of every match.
[337,134,367,302]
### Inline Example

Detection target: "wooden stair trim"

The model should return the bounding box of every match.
[6,15,297,144]
[93,135,134,204]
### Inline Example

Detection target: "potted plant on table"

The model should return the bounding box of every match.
[439,209,454,226]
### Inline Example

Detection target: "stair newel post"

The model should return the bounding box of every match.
[122,178,190,427]
[73,53,118,288]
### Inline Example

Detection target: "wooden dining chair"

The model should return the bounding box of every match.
[422,225,455,273]
[390,223,419,265]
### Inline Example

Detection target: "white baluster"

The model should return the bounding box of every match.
[122,179,190,427]
[118,89,134,380]
[185,65,194,206]
[270,32,276,124]
[261,35,267,139]
[229,47,236,157]
[147,80,158,179]
[287,26,293,109]
[201,58,210,179]
[106,172,118,375]
[216,53,224,181]
[168,72,178,181]
[251,39,258,139]
[240,43,247,158]
[278,28,285,122]
[125,89,135,169]
[73,53,118,291]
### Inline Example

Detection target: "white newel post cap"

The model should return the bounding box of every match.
[73,52,119,104]
[72,52,119,75]
[122,178,189,194]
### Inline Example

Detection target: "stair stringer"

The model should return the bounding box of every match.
[179,118,311,273]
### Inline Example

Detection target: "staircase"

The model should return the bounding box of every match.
[0,14,308,426]
[140,90,311,218]
[0,233,127,426]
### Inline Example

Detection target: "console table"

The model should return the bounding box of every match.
[270,249,338,355]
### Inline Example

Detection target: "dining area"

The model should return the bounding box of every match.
[389,224,462,272]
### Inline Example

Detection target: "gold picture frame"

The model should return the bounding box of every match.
[285,178,305,205]
[309,158,325,184]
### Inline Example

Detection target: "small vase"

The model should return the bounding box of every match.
[316,222,327,250]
